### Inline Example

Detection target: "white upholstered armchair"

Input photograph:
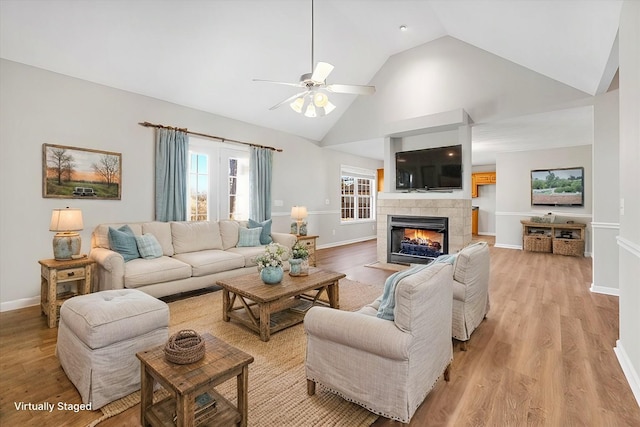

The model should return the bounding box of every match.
[451,241,490,349]
[304,262,453,424]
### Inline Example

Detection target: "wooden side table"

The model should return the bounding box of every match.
[137,333,254,427]
[39,257,94,328]
[296,235,318,266]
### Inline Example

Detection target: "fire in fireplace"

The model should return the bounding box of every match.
[388,216,448,264]
[400,229,443,258]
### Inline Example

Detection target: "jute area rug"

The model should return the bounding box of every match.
[88,278,383,427]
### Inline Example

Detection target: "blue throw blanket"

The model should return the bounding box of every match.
[376,264,429,320]
[376,254,457,321]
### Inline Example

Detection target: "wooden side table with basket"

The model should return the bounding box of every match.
[39,257,95,328]
[295,235,318,266]
[521,220,586,257]
[137,331,254,427]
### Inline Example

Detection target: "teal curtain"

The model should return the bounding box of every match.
[249,147,273,221]
[155,128,188,221]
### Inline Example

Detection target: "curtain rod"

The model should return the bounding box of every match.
[138,121,283,152]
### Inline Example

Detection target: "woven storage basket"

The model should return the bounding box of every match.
[164,330,206,364]
[524,235,552,253]
[552,238,584,257]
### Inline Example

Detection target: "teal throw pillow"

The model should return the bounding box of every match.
[248,218,273,244]
[108,225,140,262]
[135,233,163,259]
[237,227,263,247]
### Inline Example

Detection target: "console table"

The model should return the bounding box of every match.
[521,220,586,257]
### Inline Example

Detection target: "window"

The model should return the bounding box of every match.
[341,166,376,222]
[188,152,209,221]
[228,157,249,220]
[188,139,249,221]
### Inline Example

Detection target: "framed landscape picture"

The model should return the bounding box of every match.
[43,144,122,200]
[531,167,584,207]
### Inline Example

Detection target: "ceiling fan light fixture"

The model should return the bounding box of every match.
[324,101,336,114]
[304,103,317,118]
[317,100,336,117]
[290,97,304,113]
[255,0,375,116]
[313,92,329,107]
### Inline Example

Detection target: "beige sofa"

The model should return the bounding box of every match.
[89,220,296,298]
[304,262,453,424]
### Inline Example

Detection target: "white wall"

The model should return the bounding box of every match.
[0,59,381,309]
[615,0,640,406]
[591,90,620,295]
[322,36,590,147]
[270,146,381,247]
[494,146,593,251]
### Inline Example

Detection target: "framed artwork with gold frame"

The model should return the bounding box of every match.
[42,143,121,200]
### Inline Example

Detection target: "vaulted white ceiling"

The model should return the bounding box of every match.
[0,0,621,153]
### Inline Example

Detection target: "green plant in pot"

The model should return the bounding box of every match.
[256,243,288,284]
[289,241,310,276]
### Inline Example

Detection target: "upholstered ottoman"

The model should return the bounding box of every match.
[56,289,169,409]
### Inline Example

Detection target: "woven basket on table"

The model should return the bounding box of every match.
[164,329,206,364]
[552,238,584,257]
[524,235,552,253]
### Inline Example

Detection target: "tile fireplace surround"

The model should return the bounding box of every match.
[377,196,472,265]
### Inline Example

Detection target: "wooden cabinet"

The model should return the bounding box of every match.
[472,208,479,235]
[520,220,586,256]
[471,174,478,197]
[296,235,318,266]
[474,172,493,184]
[471,172,496,198]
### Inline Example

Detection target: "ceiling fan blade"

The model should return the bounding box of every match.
[269,90,309,110]
[253,78,302,88]
[311,62,334,83]
[325,84,376,95]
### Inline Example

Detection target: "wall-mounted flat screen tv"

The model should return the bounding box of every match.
[395,145,462,191]
[531,167,584,206]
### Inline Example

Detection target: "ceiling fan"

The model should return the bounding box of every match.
[253,0,376,117]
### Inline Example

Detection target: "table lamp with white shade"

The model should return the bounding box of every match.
[50,207,84,260]
[291,206,308,236]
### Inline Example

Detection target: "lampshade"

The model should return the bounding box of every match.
[50,208,83,231]
[291,206,308,220]
[50,208,83,260]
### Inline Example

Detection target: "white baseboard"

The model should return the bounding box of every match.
[478,232,496,236]
[614,340,640,407]
[1,295,39,313]
[317,235,376,250]
[494,243,522,250]
[590,283,620,296]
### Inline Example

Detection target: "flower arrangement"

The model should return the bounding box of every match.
[255,243,289,270]
[291,241,309,259]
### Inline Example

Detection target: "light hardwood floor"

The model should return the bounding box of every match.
[1,239,638,426]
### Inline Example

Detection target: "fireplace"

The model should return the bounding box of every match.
[388,215,448,264]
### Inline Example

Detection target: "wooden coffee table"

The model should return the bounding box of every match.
[216,268,345,341]
[137,333,254,427]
